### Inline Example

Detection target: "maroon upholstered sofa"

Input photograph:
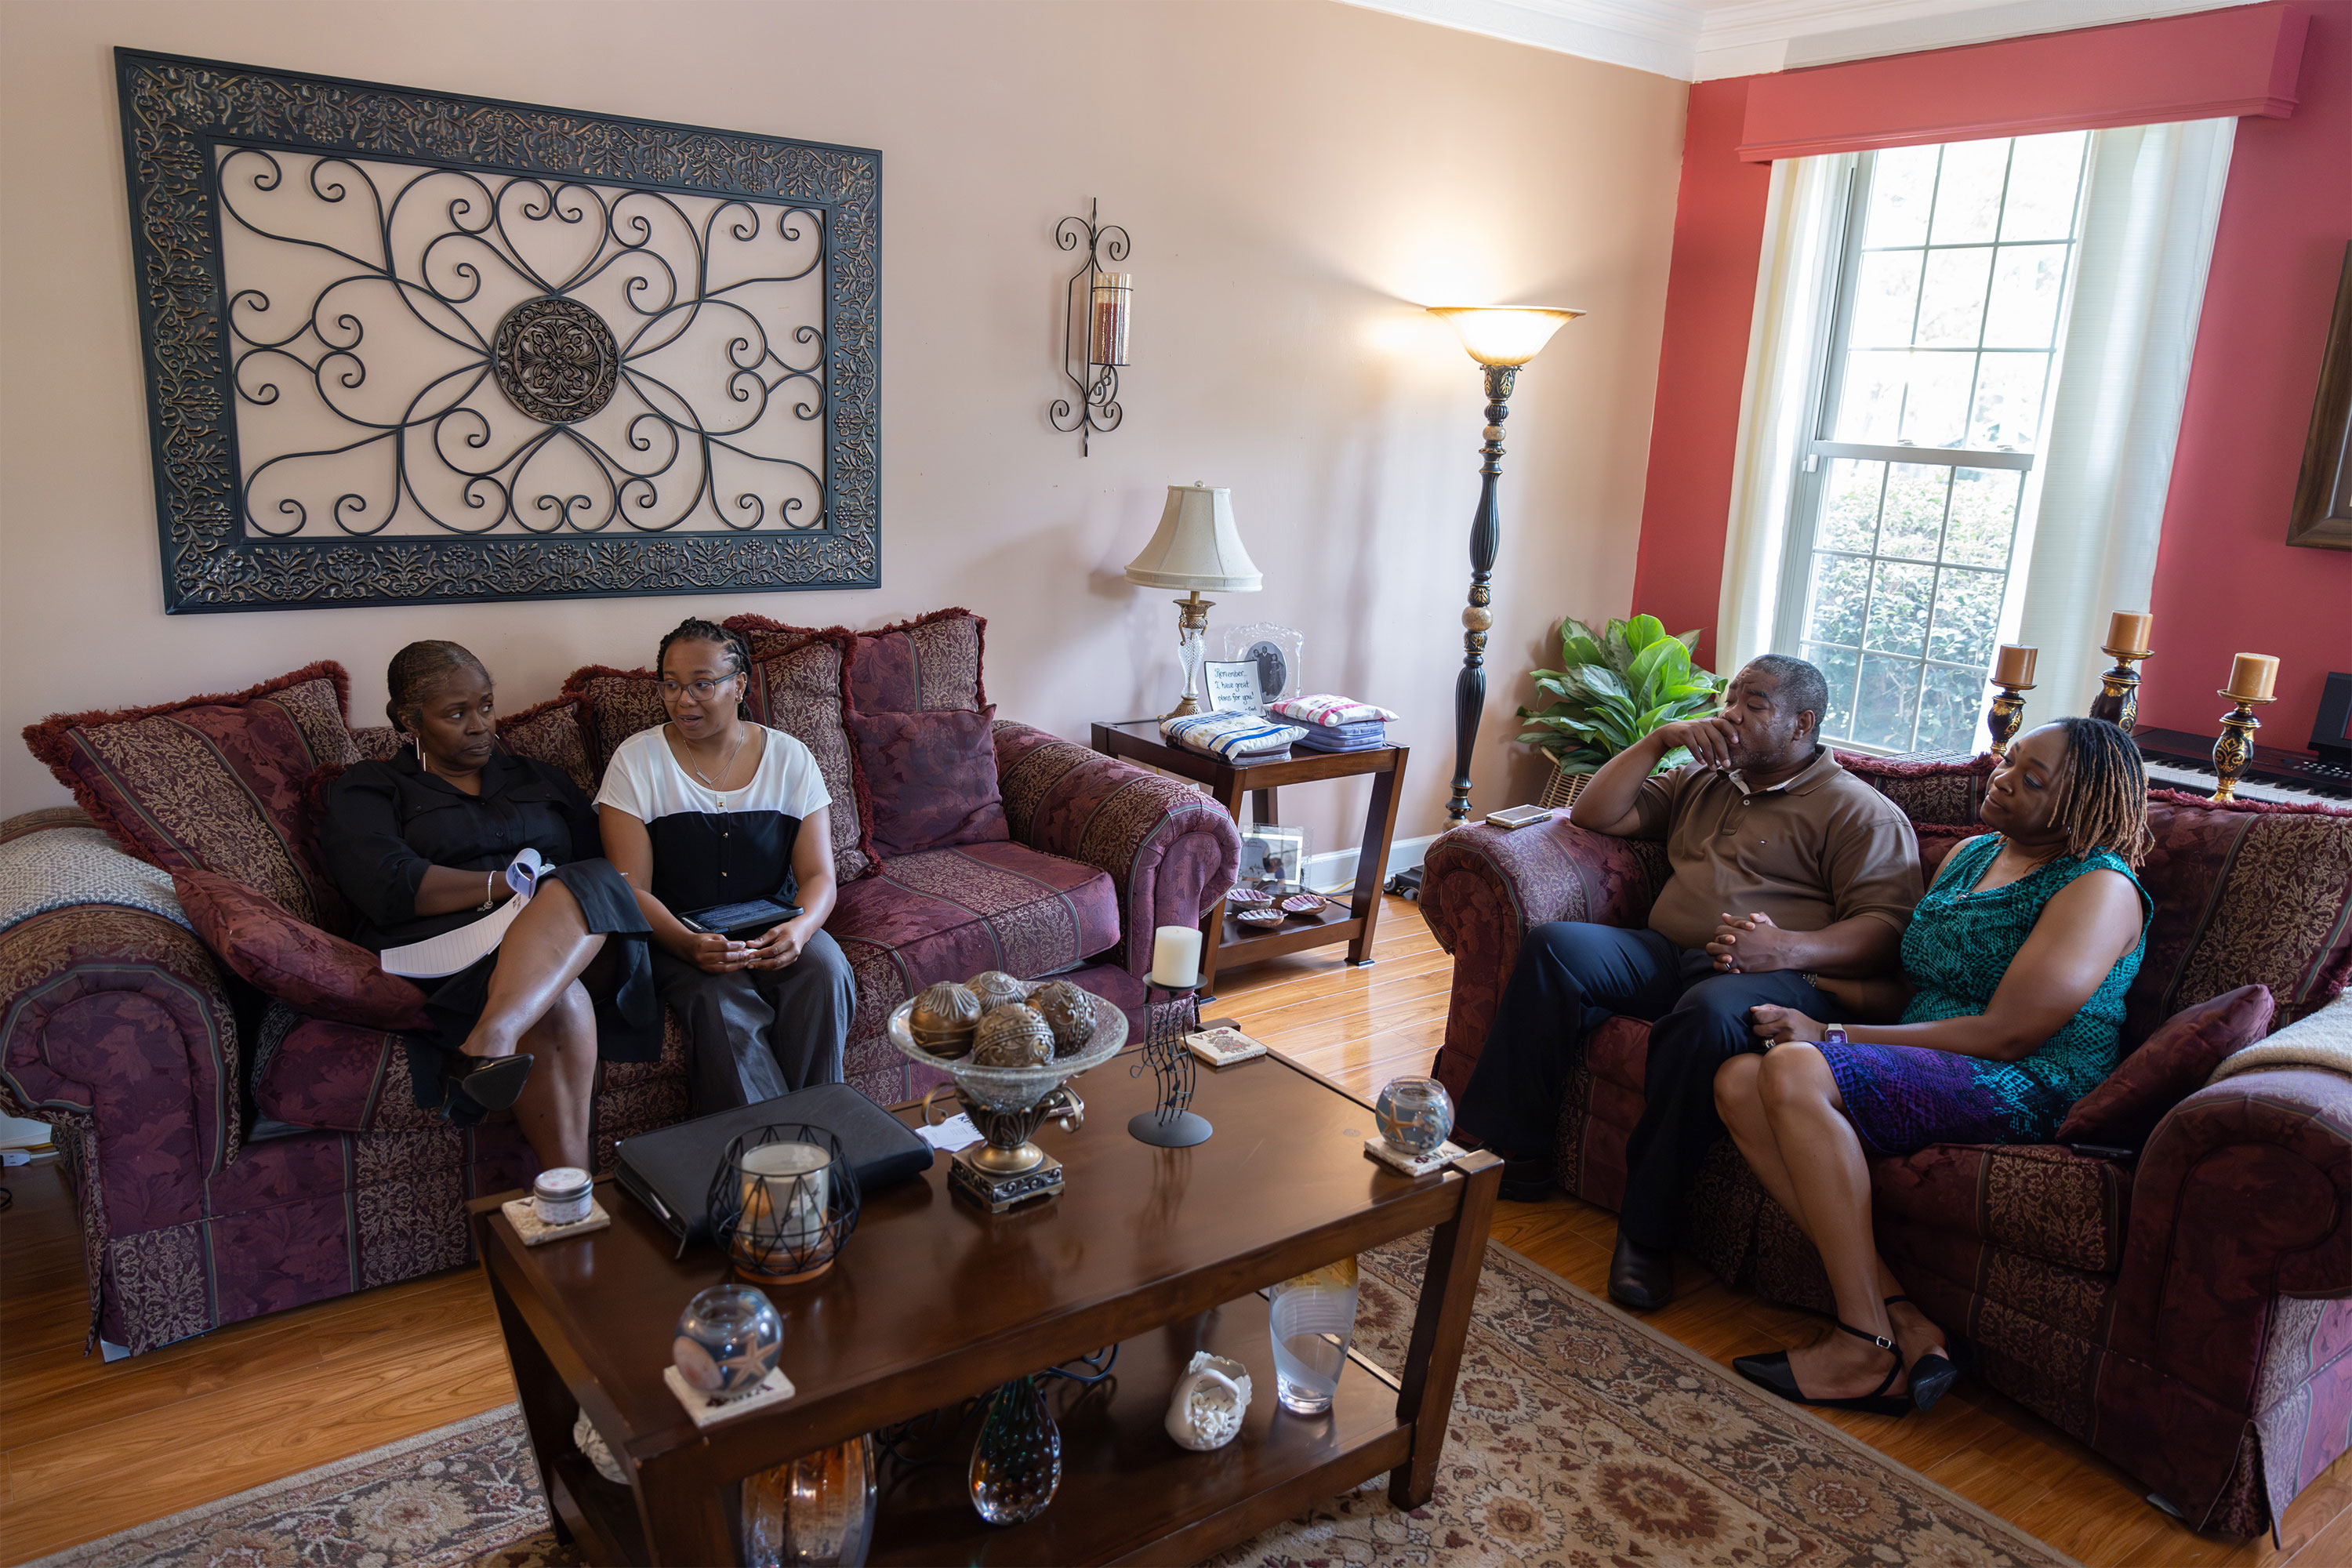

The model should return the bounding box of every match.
[1419,752,2352,1539]
[1,609,1238,1356]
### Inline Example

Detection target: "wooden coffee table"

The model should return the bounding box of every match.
[469,1052,1499,1566]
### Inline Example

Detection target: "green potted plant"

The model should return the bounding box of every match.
[1515,615,1726,808]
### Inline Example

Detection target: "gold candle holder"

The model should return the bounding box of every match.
[2209,691,2276,804]
[1985,681,2035,758]
[2087,644,2152,733]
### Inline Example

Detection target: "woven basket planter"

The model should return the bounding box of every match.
[1536,762,1592,811]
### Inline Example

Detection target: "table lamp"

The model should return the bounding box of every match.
[1126,483,1262,718]
[1426,305,1583,822]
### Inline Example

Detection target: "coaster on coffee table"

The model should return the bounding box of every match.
[1363,1138,1471,1178]
[1185,1026,1268,1067]
[662,1365,797,1427]
[500,1196,612,1247]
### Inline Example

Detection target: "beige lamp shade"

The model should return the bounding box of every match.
[1124,484,1262,592]
[1426,306,1584,367]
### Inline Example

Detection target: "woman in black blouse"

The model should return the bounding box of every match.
[323,642,657,1171]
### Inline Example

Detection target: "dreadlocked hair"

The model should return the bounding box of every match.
[385,641,489,734]
[2043,716,2153,869]
[657,617,753,685]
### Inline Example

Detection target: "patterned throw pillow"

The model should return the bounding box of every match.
[747,634,878,882]
[22,662,359,928]
[172,866,429,1032]
[729,607,986,714]
[1834,750,1993,827]
[2057,983,2274,1150]
[846,706,1009,858]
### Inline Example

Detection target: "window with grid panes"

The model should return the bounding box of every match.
[1775,132,2090,753]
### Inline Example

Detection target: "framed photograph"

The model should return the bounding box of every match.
[1238,822,1311,895]
[1224,624,1305,704]
[1203,660,1266,715]
[2290,241,2352,550]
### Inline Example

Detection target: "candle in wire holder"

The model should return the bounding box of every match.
[1131,926,1212,1148]
[2088,612,2154,734]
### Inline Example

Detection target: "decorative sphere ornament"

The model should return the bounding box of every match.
[910,982,984,1056]
[1374,1076,1454,1156]
[971,1004,1055,1068]
[1029,980,1098,1057]
[968,971,1029,1012]
[672,1283,784,1402]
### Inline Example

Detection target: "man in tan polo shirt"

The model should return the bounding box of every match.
[1457,655,1921,1310]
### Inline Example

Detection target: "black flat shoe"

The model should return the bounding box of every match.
[1733,1319,1911,1417]
[1887,1294,1962,1414]
[443,1053,533,1120]
[1495,1155,1556,1203]
[1608,1232,1674,1311]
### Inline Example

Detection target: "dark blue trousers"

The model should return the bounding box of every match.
[1456,921,1842,1248]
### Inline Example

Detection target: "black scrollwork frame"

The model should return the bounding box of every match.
[115,49,882,612]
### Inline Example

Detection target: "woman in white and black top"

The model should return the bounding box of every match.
[597,619,855,1112]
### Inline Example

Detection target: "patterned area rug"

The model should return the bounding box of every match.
[30,1240,2073,1568]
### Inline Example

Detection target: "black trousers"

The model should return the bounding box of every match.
[1455,921,1842,1249]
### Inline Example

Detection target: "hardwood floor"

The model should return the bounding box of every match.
[2,894,2344,1563]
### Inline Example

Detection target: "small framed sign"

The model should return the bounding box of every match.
[1202,660,1266,715]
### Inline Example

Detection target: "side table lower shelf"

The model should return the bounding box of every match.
[866,1294,1406,1566]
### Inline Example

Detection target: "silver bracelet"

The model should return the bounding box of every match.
[477,870,496,911]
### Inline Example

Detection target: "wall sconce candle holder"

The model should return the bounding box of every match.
[1051,199,1131,455]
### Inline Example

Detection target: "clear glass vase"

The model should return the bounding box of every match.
[740,1434,877,1566]
[1268,1258,1360,1415]
[967,1375,1062,1525]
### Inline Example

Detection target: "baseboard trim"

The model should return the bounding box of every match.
[1305,833,1438,895]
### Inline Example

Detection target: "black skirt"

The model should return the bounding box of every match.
[405,858,659,1110]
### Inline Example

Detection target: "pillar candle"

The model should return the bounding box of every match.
[1992,645,2038,686]
[2224,653,2279,702]
[1150,925,1203,989]
[2106,612,2152,655]
[740,1141,829,1252]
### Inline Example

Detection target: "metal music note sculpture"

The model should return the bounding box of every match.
[1128,985,1212,1148]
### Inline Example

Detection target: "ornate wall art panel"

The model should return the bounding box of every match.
[114,49,882,612]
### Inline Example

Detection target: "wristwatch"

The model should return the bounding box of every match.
[1824,1023,1848,1047]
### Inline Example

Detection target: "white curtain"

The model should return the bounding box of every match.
[1715,153,1845,673]
[2011,118,2235,720]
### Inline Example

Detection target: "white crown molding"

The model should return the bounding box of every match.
[1337,0,1705,80]
[1340,0,2266,82]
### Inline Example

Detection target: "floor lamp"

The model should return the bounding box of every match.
[1427,306,1582,827]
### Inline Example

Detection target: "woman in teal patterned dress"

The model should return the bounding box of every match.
[1711,718,2153,1418]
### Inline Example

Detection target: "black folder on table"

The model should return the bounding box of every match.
[613,1082,933,1247]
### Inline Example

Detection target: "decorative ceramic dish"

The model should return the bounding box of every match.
[1224,886,1273,907]
[1232,907,1287,928]
[1279,893,1328,917]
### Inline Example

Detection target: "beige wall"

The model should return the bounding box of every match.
[0,0,1685,855]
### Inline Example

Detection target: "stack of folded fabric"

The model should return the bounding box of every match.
[1160,710,1308,761]
[1269,695,1399,753]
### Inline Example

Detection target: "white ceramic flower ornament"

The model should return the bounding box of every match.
[1165,1351,1253,1450]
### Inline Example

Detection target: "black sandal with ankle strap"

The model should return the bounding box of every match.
[440,1053,534,1125]
[1887,1294,1964,1413]
[1733,1319,1911,1417]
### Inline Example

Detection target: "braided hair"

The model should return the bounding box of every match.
[385,641,489,734]
[2042,716,2153,869]
[656,617,753,698]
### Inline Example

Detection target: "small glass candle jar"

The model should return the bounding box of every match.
[532,1166,593,1227]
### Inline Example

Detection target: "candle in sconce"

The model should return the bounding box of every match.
[1991,644,2038,687]
[2224,653,2279,702]
[1088,272,1132,367]
[1149,924,1203,989]
[2106,612,2153,655]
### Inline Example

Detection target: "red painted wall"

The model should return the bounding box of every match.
[2143,3,2352,743]
[1631,2,2352,746]
[1628,76,1770,671]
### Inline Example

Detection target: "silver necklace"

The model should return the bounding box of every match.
[679,723,750,791]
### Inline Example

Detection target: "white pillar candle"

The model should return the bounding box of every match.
[1150,925,1203,989]
[739,1141,829,1253]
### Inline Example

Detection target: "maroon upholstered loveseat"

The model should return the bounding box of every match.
[1418,752,2352,1539]
[1,608,1238,1356]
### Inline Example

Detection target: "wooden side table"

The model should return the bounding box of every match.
[1090,720,1407,996]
